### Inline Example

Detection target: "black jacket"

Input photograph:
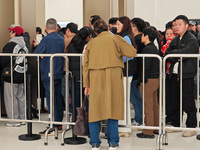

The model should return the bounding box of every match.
[137,42,160,85]
[165,30,199,79]
[1,37,29,83]
[133,34,145,80]
[68,40,87,81]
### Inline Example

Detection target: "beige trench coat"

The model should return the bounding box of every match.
[83,31,137,122]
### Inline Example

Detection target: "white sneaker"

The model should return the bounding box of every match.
[182,131,197,137]
[109,147,118,150]
[108,143,119,150]
[92,148,100,150]
[5,122,21,127]
[20,122,26,125]
[91,144,100,150]
[166,125,181,133]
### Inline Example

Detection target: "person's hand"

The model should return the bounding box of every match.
[84,87,90,96]
[32,39,37,47]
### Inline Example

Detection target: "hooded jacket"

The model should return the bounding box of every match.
[1,36,29,83]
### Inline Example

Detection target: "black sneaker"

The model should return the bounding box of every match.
[91,144,100,150]
[39,127,55,136]
[109,143,119,150]
[196,134,200,140]
[137,132,155,139]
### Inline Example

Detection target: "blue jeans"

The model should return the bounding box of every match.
[43,79,63,122]
[89,119,119,146]
[130,80,142,124]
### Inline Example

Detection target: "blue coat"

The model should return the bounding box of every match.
[34,32,64,81]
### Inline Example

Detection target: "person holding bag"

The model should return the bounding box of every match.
[83,19,136,150]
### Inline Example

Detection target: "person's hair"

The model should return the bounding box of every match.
[66,22,78,33]
[143,28,157,42]
[91,16,101,25]
[61,27,66,34]
[36,27,42,34]
[109,17,118,25]
[165,21,173,29]
[118,16,132,36]
[72,26,93,52]
[145,21,150,27]
[46,18,57,30]
[131,17,146,32]
[93,19,108,34]
[174,15,189,24]
[90,15,100,19]
[15,32,23,37]
[57,24,61,29]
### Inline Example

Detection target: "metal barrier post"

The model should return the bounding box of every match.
[64,75,87,145]
[18,74,41,141]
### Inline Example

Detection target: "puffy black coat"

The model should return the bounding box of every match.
[166,30,199,79]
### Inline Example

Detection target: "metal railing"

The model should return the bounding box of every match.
[2,53,200,149]
[161,54,200,149]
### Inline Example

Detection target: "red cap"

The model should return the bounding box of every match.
[8,26,24,36]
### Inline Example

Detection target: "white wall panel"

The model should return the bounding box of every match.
[133,0,200,31]
[45,0,83,28]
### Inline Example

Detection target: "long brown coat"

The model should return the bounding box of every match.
[83,31,137,122]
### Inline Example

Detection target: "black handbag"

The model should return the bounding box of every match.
[73,95,89,136]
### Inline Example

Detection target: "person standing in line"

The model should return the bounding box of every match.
[1,26,29,127]
[34,18,64,135]
[136,28,160,139]
[165,15,198,137]
[83,19,136,150]
[130,17,147,126]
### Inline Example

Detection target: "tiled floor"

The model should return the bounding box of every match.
[1,117,200,150]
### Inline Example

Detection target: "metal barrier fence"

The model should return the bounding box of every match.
[161,54,200,150]
[2,53,199,149]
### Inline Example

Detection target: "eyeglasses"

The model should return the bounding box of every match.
[9,30,12,33]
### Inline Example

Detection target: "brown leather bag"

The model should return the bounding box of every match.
[73,96,90,136]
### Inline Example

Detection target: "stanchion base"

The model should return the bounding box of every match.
[18,134,41,141]
[64,137,87,145]
[197,134,200,140]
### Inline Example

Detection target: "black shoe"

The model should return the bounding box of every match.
[153,131,159,135]
[197,134,200,140]
[92,144,100,149]
[104,134,107,139]
[39,127,55,135]
[137,132,155,139]
[109,143,119,148]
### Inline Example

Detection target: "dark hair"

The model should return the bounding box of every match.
[93,19,108,34]
[165,21,173,29]
[66,22,78,33]
[57,24,61,30]
[131,17,146,32]
[118,16,132,36]
[61,27,66,34]
[145,21,150,27]
[174,15,189,24]
[90,15,100,19]
[36,27,42,34]
[15,33,24,36]
[143,28,157,42]
[91,16,101,25]
[109,17,118,25]
[72,26,93,52]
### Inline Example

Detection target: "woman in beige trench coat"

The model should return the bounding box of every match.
[83,19,136,150]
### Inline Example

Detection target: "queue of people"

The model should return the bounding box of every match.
[0,14,200,150]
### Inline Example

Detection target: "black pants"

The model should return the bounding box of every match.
[166,74,197,127]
